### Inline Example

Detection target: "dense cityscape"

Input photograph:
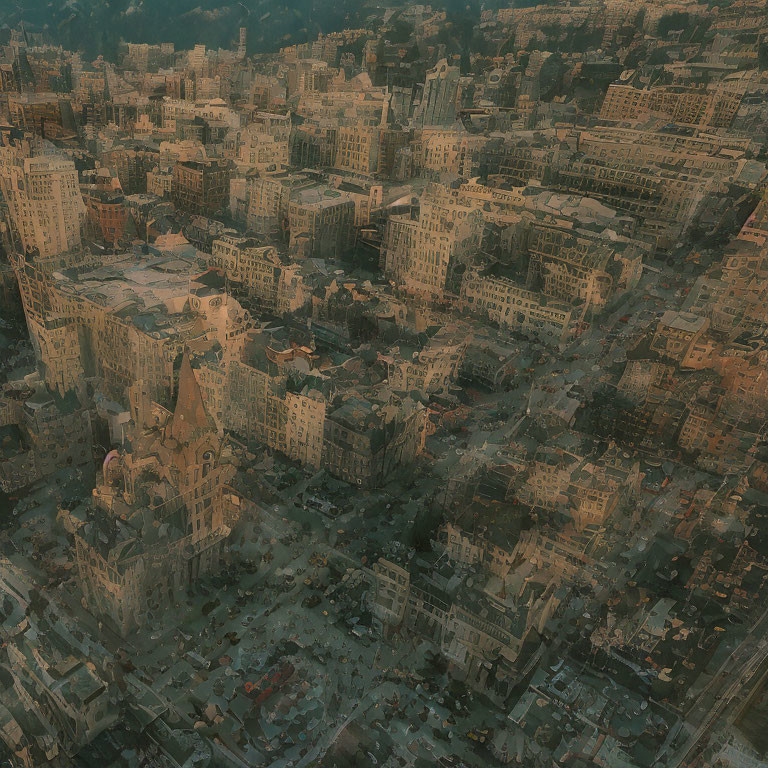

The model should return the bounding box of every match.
[0,1,768,766]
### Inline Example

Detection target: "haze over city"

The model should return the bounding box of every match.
[1,1,768,767]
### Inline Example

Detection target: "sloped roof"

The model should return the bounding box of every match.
[169,353,215,443]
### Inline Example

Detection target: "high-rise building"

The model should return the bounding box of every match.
[414,59,460,127]
[0,132,86,259]
[382,183,483,297]
[188,43,207,76]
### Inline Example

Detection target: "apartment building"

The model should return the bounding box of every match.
[227,339,288,453]
[101,146,159,194]
[245,171,316,235]
[334,125,379,176]
[600,83,743,129]
[146,165,173,198]
[13,248,249,405]
[460,268,578,345]
[237,127,289,173]
[370,555,559,690]
[650,311,710,363]
[384,333,467,395]
[285,385,326,469]
[287,185,355,259]
[289,123,338,168]
[211,236,285,311]
[83,189,128,246]
[172,159,230,216]
[7,93,68,137]
[322,395,426,488]
[411,129,484,179]
[0,134,85,259]
[382,183,484,297]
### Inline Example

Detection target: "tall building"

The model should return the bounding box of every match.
[171,159,231,216]
[287,185,355,258]
[382,183,484,297]
[0,133,90,395]
[0,132,86,259]
[334,125,380,176]
[75,355,238,633]
[188,43,207,76]
[7,93,69,138]
[238,27,247,59]
[414,59,460,127]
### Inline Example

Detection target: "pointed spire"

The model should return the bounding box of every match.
[169,353,215,443]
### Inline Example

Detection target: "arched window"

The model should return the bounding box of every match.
[202,449,214,478]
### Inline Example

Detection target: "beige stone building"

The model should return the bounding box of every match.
[160,97,241,132]
[438,522,517,578]
[599,83,743,128]
[460,269,577,345]
[211,236,286,311]
[237,126,289,173]
[383,331,468,395]
[370,555,560,690]
[75,356,238,633]
[322,395,426,488]
[567,446,641,531]
[146,165,173,198]
[285,386,326,469]
[287,185,355,258]
[650,311,710,363]
[227,341,288,454]
[334,125,380,176]
[326,173,383,227]
[245,171,318,236]
[0,134,85,260]
[295,88,389,126]
[526,224,644,311]
[577,126,751,175]
[11,248,250,405]
[411,129,484,178]
[382,183,484,297]
[517,447,579,511]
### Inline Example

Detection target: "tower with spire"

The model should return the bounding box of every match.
[74,353,239,633]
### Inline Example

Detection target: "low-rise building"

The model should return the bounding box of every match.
[650,311,710,363]
[211,236,286,312]
[460,268,578,345]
